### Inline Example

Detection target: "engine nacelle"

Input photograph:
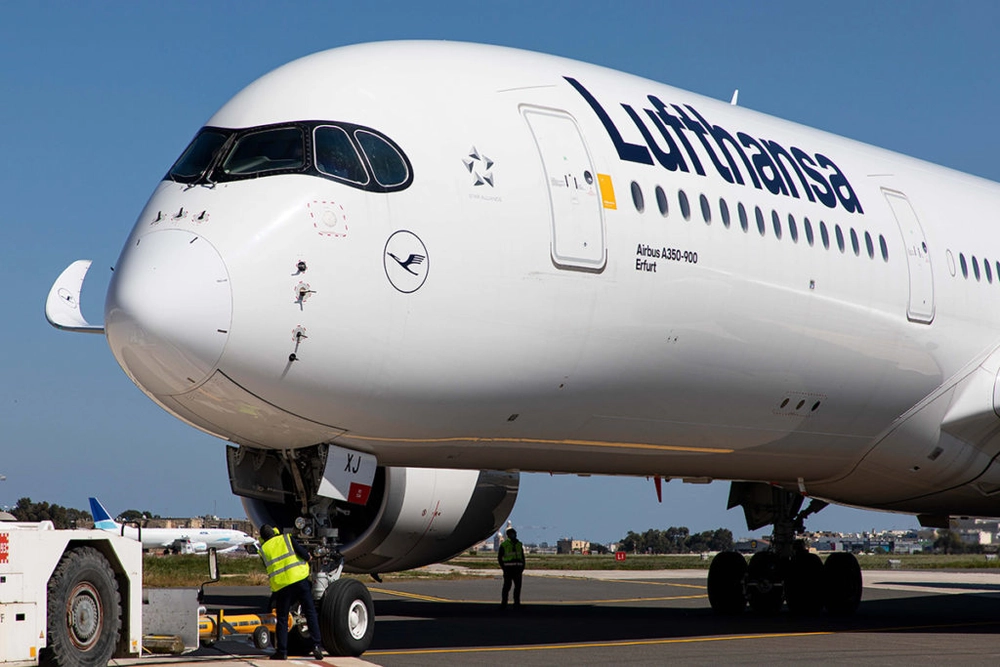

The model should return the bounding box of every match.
[238,459,518,573]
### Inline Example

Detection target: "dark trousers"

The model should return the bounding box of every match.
[501,565,524,606]
[274,578,322,653]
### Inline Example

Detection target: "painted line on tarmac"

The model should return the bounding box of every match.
[369,588,453,602]
[365,619,1000,658]
[547,594,707,604]
[371,587,705,605]
[364,630,836,657]
[526,573,706,590]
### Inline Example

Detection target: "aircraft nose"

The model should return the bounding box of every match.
[105,229,232,396]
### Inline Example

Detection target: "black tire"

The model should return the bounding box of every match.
[44,546,122,667]
[824,552,862,615]
[784,552,824,615]
[746,551,783,614]
[252,625,272,650]
[707,551,747,614]
[320,578,374,656]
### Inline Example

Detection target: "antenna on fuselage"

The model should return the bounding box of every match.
[730,89,739,106]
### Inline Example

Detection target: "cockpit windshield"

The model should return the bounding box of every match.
[168,129,231,180]
[221,127,305,176]
[164,121,412,193]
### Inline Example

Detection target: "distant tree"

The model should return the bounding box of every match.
[619,526,734,554]
[11,497,90,529]
[620,530,642,552]
[707,528,734,552]
[934,530,980,554]
[665,526,689,553]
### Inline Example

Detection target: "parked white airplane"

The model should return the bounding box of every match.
[46,41,1000,654]
[89,497,255,554]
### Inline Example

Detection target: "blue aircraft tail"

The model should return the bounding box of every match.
[88,497,118,529]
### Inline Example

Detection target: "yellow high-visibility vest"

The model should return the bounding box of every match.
[500,539,525,565]
[260,533,310,592]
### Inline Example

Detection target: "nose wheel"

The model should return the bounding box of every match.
[320,578,374,656]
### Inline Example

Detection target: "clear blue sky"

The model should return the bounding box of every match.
[2,1,998,544]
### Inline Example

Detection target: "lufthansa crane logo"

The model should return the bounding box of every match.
[384,230,429,293]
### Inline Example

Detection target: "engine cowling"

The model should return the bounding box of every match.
[241,466,518,573]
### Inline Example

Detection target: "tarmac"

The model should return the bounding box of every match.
[114,566,1000,666]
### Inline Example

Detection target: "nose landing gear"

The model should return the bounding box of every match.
[707,482,862,616]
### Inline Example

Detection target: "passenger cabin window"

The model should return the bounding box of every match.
[820,221,830,249]
[631,181,645,213]
[755,207,765,236]
[835,225,845,253]
[655,186,669,216]
[788,214,798,243]
[222,127,305,176]
[356,130,409,187]
[804,218,814,246]
[771,210,782,240]
[314,126,368,183]
[738,202,749,232]
[700,194,711,224]
[719,198,730,228]
[679,190,691,220]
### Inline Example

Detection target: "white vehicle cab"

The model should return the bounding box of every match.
[0,519,142,666]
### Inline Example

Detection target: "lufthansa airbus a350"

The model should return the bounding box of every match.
[47,41,1000,655]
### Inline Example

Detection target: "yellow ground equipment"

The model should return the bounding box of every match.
[198,608,292,650]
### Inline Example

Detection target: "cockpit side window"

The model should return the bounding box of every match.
[168,129,231,182]
[314,126,369,184]
[355,130,409,187]
[221,127,305,176]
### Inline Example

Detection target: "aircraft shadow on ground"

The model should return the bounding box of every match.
[370,593,1000,651]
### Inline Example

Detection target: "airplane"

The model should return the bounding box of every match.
[43,39,1000,654]
[88,497,256,554]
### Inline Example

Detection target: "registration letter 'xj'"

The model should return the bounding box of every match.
[345,454,361,474]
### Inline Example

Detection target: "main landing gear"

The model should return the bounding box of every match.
[707,482,862,615]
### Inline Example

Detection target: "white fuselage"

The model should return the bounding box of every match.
[94,521,254,552]
[101,42,1000,520]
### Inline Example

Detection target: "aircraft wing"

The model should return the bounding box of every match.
[823,342,1000,513]
[46,260,104,333]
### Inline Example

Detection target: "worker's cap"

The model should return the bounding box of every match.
[259,524,278,540]
[506,528,517,538]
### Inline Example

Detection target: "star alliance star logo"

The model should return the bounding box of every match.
[463,146,494,187]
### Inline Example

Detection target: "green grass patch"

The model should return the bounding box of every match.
[142,551,1000,588]
[143,554,267,588]
[448,551,1000,572]
[447,553,713,570]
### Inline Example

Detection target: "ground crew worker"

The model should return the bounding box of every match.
[498,527,526,608]
[259,524,324,660]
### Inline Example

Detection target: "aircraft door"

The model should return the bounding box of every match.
[523,108,606,271]
[883,189,934,323]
